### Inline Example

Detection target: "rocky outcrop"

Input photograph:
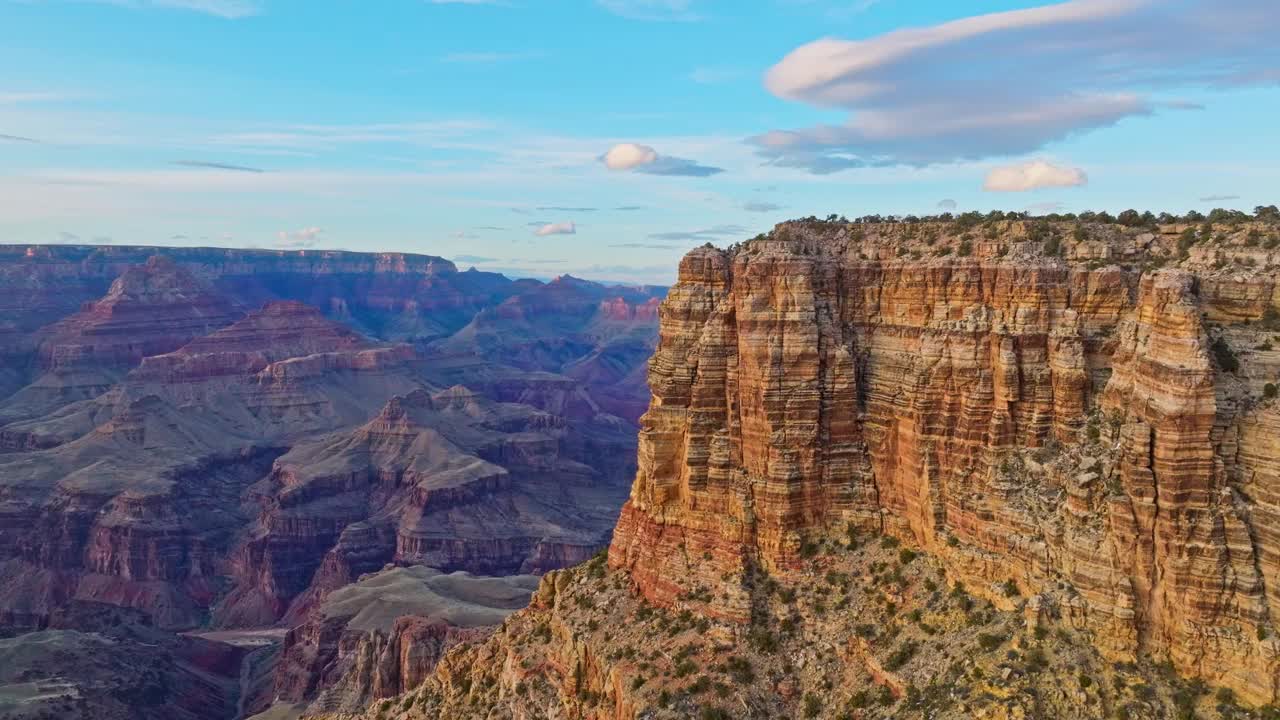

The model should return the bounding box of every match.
[0,256,242,429]
[606,220,1280,704]
[0,304,423,629]
[34,256,242,372]
[258,566,535,717]
[426,275,664,423]
[216,385,631,628]
[332,217,1280,719]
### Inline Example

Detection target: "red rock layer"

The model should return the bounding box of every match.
[609,221,1280,703]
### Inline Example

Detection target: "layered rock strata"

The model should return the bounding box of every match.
[330,217,1280,718]
[255,566,536,718]
[607,220,1280,704]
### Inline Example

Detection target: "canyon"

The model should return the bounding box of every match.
[6,214,1280,720]
[332,215,1280,719]
[0,245,662,719]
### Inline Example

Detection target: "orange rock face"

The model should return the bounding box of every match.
[609,220,1280,703]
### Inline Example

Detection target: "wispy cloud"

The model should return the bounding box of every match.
[610,242,685,249]
[534,221,576,236]
[649,224,747,242]
[0,91,82,105]
[454,254,498,263]
[754,0,1280,171]
[537,206,597,212]
[936,199,957,210]
[0,132,42,144]
[1026,201,1066,213]
[743,201,783,212]
[172,160,265,173]
[276,226,324,248]
[597,0,698,21]
[59,0,262,18]
[1199,194,1240,203]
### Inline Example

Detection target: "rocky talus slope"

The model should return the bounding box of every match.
[333,217,1280,719]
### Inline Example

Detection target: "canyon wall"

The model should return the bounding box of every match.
[0,246,662,636]
[608,219,1280,704]
[340,217,1280,720]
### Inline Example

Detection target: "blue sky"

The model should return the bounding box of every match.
[2,0,1277,283]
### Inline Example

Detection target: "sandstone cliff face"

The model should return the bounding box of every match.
[607,220,1280,704]
[332,218,1280,720]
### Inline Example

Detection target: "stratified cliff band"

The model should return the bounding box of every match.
[351,215,1280,720]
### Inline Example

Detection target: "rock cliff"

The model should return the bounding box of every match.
[610,219,1280,704]
[336,216,1280,719]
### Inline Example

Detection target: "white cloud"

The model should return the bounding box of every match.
[753,0,1280,170]
[276,226,324,248]
[936,198,957,210]
[533,221,576,236]
[983,160,1087,193]
[601,142,723,177]
[603,143,659,171]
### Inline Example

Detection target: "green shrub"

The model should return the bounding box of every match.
[977,633,1005,651]
[884,640,919,670]
[726,656,754,684]
[1265,383,1277,400]
[804,693,822,718]
[1263,306,1280,330]
[1212,337,1240,373]
[700,706,731,720]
